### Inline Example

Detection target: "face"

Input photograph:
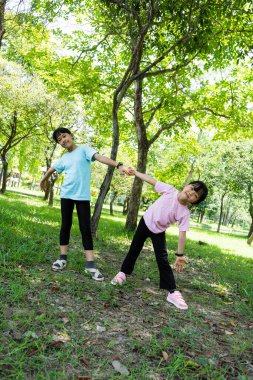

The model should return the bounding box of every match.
[179,184,200,205]
[56,133,74,150]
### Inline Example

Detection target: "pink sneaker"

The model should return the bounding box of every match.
[111,271,126,285]
[167,291,188,310]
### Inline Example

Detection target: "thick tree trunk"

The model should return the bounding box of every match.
[0,154,8,194]
[217,193,226,233]
[92,166,116,236]
[248,221,253,238]
[247,227,253,245]
[125,77,149,230]
[125,145,148,230]
[91,106,119,236]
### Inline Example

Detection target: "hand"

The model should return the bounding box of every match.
[40,179,47,192]
[127,167,136,176]
[175,256,188,273]
[118,165,133,175]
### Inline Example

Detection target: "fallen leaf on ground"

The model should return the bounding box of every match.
[81,357,90,367]
[52,332,71,343]
[162,351,169,361]
[186,360,200,368]
[96,325,106,333]
[225,330,234,335]
[23,331,38,339]
[112,360,130,375]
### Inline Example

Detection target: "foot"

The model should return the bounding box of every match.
[52,259,67,271]
[84,268,104,282]
[167,290,188,310]
[111,271,126,285]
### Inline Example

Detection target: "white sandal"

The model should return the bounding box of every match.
[85,268,104,282]
[52,259,67,271]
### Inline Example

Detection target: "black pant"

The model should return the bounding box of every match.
[60,198,93,250]
[121,217,176,291]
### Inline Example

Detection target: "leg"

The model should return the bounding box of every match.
[52,198,74,271]
[121,217,149,274]
[76,201,104,281]
[59,198,74,253]
[150,232,176,291]
[76,200,93,253]
[151,233,188,310]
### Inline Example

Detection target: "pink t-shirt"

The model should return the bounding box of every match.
[143,181,190,234]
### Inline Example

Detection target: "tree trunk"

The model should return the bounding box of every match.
[123,195,130,215]
[125,77,149,230]
[247,229,253,245]
[0,154,8,194]
[125,169,146,230]
[44,183,50,201]
[217,193,226,233]
[247,185,253,239]
[222,204,230,226]
[92,166,116,235]
[0,0,6,48]
[110,191,118,215]
[48,185,54,207]
[91,105,119,236]
[247,203,253,244]
[183,160,195,187]
[0,165,3,186]
[48,172,58,207]
[200,209,205,223]
[230,215,237,228]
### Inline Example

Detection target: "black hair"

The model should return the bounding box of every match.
[52,127,72,143]
[189,180,208,205]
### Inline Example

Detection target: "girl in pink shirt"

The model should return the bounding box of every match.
[111,169,208,310]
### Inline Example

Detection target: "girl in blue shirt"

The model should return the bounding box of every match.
[40,127,130,281]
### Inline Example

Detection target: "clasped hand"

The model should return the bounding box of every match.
[119,166,136,176]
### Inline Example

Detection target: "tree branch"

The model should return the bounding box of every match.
[145,99,164,128]
[72,32,111,67]
[148,107,230,146]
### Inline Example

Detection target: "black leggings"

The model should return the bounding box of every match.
[60,198,93,250]
[121,217,176,291]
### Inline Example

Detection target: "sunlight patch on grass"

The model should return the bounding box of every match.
[168,225,253,258]
[101,214,126,223]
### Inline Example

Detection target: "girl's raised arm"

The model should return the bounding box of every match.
[129,168,157,186]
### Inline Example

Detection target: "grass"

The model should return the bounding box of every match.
[0,192,253,379]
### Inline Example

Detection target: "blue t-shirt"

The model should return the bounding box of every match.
[52,145,97,200]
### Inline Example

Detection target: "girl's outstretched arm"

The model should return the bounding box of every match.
[129,168,157,186]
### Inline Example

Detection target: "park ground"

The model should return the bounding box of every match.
[0,192,253,380]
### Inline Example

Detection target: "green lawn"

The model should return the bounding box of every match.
[0,192,253,379]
